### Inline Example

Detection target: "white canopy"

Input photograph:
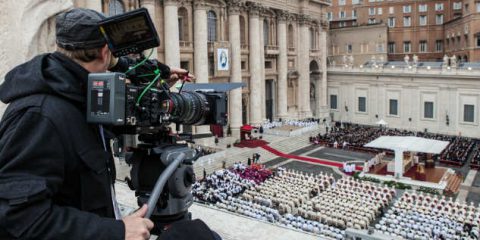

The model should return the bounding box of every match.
[376,119,388,125]
[364,136,450,154]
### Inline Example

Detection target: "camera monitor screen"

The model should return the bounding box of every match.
[99,8,160,57]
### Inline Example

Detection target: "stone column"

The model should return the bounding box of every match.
[163,0,180,67]
[319,29,329,118]
[248,5,262,125]
[259,15,266,121]
[141,0,158,58]
[194,1,208,83]
[227,0,243,138]
[193,1,210,134]
[297,15,312,118]
[276,11,289,119]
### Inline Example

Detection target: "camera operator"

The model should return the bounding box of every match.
[0,8,194,240]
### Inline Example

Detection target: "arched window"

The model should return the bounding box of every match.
[108,0,125,16]
[178,7,189,41]
[263,19,269,46]
[288,24,294,48]
[240,16,246,45]
[208,10,217,42]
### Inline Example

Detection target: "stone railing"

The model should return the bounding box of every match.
[179,41,193,49]
[265,45,279,55]
[327,65,480,77]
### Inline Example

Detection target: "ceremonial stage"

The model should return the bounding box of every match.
[360,136,456,190]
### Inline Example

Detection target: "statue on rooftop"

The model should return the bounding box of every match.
[413,54,418,66]
[443,54,449,67]
[450,55,457,68]
[404,55,410,66]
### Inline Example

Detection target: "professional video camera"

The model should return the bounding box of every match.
[86,8,241,235]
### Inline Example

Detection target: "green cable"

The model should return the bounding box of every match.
[125,49,154,75]
[136,73,162,105]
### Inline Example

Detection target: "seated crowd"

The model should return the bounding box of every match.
[310,124,478,166]
[377,191,480,239]
[298,177,395,231]
[470,148,480,167]
[261,119,319,130]
[192,165,266,204]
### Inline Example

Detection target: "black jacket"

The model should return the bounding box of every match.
[0,52,124,239]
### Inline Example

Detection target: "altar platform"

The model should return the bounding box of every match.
[369,162,448,184]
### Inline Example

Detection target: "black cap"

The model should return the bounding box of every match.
[56,8,106,50]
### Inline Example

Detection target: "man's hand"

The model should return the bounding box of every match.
[166,67,196,88]
[123,204,154,240]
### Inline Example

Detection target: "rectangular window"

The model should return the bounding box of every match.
[404,16,411,27]
[389,6,395,14]
[453,2,462,10]
[420,41,427,52]
[388,17,395,27]
[180,61,190,71]
[464,104,475,123]
[404,41,411,52]
[436,14,444,24]
[435,3,444,11]
[340,11,346,19]
[420,15,427,26]
[346,44,353,53]
[368,18,376,24]
[358,97,366,112]
[352,10,357,18]
[369,8,376,15]
[424,102,434,119]
[265,61,272,69]
[330,95,338,109]
[378,8,383,15]
[388,42,395,53]
[403,5,412,13]
[327,12,333,21]
[389,99,398,116]
[419,4,428,12]
[436,40,443,52]
[477,3,480,12]
[352,0,360,4]
[476,35,480,47]
[339,0,346,6]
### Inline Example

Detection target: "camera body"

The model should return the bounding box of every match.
[87,72,228,129]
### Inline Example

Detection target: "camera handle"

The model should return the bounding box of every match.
[145,152,186,219]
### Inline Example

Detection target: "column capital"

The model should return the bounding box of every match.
[226,0,243,15]
[246,2,262,16]
[163,0,179,6]
[194,0,208,10]
[297,14,311,25]
[276,10,289,23]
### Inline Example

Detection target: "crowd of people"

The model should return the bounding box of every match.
[261,119,319,130]
[472,149,480,167]
[194,165,480,238]
[377,192,480,239]
[310,124,478,166]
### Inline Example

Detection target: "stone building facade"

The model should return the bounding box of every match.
[327,65,480,138]
[328,24,388,66]
[0,0,332,138]
[326,0,480,63]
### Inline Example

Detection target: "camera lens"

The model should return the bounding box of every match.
[162,91,210,125]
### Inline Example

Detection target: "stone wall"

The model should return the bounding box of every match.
[0,0,74,116]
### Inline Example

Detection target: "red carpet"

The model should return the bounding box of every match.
[261,145,363,171]
[234,139,269,148]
